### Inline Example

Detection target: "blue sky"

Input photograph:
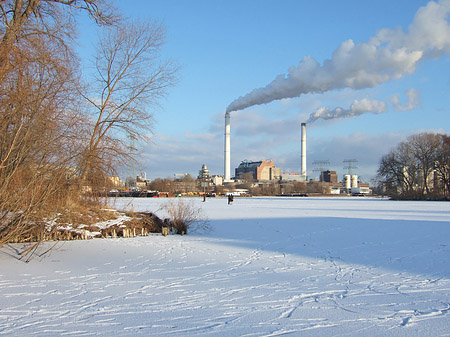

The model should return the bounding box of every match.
[77,0,449,182]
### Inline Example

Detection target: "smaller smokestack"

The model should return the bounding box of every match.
[301,123,306,177]
[224,112,231,181]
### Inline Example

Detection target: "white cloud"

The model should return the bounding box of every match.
[391,88,420,111]
[307,98,387,123]
[226,0,450,113]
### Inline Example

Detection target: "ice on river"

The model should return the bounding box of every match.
[1,197,450,336]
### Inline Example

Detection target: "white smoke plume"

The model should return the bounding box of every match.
[307,98,387,123]
[391,88,420,111]
[226,0,450,113]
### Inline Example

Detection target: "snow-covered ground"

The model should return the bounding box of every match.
[1,197,450,336]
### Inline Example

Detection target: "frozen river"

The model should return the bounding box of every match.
[1,197,449,336]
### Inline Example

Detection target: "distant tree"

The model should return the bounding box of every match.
[182,174,195,183]
[269,182,281,196]
[435,135,450,195]
[149,178,174,193]
[223,182,236,196]
[306,181,321,194]
[378,151,409,195]
[241,172,254,189]
[292,182,307,193]
[249,185,261,196]
[377,132,449,198]
[250,182,280,196]
[407,133,441,194]
[378,139,421,196]
[280,183,293,195]
[214,185,226,195]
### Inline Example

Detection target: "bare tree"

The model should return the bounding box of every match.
[409,133,441,194]
[378,152,405,195]
[378,138,423,196]
[0,32,82,245]
[0,0,117,248]
[0,0,117,81]
[241,172,254,189]
[79,20,177,188]
[378,143,418,195]
[435,135,450,195]
[377,132,449,198]
[397,141,420,193]
[149,178,175,194]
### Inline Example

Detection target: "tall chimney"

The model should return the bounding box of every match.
[301,122,306,177]
[224,112,231,181]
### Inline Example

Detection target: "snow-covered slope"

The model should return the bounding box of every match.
[1,197,449,336]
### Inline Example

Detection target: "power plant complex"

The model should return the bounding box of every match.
[224,114,307,182]
[222,113,371,195]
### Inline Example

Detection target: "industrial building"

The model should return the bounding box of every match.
[224,116,306,183]
[235,160,281,181]
[322,170,338,183]
[280,173,307,182]
[198,164,211,180]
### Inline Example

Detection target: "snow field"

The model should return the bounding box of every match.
[0,197,449,336]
